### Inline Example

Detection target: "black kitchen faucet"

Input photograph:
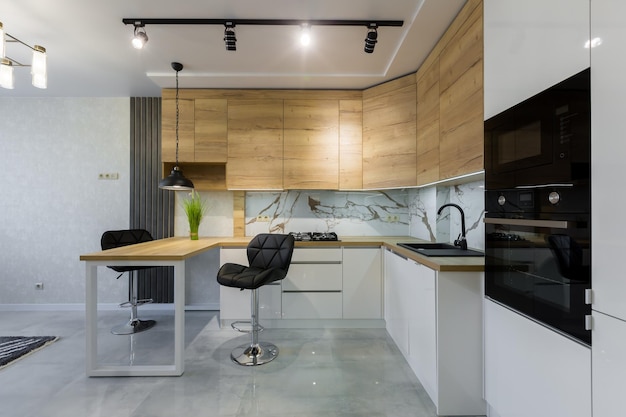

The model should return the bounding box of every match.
[437,203,468,250]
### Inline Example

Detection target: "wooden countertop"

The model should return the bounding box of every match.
[80,235,483,272]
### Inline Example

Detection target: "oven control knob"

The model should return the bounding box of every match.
[497,195,506,206]
[548,191,560,205]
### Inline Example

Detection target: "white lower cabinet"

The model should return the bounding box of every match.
[383,248,485,416]
[592,311,626,417]
[406,260,437,404]
[342,247,382,319]
[282,248,343,319]
[484,299,591,417]
[220,246,383,324]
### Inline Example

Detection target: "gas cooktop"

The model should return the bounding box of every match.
[289,232,339,242]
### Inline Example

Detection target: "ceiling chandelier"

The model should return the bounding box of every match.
[0,21,47,89]
[122,18,403,54]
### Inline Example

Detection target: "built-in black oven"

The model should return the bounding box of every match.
[484,69,591,345]
[484,68,590,190]
[485,186,591,345]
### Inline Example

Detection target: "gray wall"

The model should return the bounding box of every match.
[0,98,130,306]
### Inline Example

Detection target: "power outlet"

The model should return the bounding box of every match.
[35,282,44,290]
[256,215,271,222]
[98,172,119,180]
[386,215,399,223]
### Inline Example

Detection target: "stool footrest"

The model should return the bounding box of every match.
[231,320,265,334]
[119,299,153,308]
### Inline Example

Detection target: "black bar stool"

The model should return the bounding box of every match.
[101,229,157,335]
[217,233,295,365]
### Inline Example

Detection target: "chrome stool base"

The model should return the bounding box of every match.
[231,342,278,366]
[111,319,156,335]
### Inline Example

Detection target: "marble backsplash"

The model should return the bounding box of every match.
[245,180,485,250]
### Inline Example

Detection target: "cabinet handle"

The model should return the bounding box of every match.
[291,261,342,265]
[484,218,569,229]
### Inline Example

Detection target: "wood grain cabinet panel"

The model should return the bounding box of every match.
[162,98,195,163]
[227,99,284,190]
[363,75,417,189]
[339,99,363,190]
[283,99,339,189]
[194,99,227,163]
[416,57,441,185]
[438,4,484,180]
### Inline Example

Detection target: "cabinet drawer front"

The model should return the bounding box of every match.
[282,292,343,319]
[283,264,342,291]
[291,248,342,263]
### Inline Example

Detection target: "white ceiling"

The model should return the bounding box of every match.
[0,0,466,97]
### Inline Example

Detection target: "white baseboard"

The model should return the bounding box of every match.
[0,303,220,312]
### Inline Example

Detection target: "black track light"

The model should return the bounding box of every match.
[364,24,378,54]
[224,23,236,51]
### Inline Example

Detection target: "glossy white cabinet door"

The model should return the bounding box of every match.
[592,312,626,417]
[484,299,591,417]
[383,249,410,356]
[484,0,590,119]
[342,247,382,319]
[383,250,484,416]
[406,260,437,404]
[591,0,626,320]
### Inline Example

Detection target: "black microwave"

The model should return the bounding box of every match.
[484,68,590,190]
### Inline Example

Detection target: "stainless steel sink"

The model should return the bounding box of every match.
[397,242,484,257]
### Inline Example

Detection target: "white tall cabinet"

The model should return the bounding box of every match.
[483,0,590,119]
[483,1,593,416]
[590,0,626,415]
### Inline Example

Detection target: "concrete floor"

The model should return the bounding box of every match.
[0,309,443,417]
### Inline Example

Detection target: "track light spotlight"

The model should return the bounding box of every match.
[364,24,378,54]
[224,23,236,51]
[132,23,148,49]
[300,24,311,46]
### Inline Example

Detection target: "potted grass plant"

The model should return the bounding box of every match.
[182,190,207,240]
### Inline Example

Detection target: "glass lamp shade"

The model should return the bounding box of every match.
[158,166,194,190]
[0,22,5,59]
[0,58,14,89]
[31,45,47,89]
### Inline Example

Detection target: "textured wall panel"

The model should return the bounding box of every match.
[130,97,174,303]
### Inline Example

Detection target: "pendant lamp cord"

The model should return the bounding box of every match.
[175,68,180,165]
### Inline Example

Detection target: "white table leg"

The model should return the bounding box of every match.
[85,262,98,376]
[173,260,185,375]
[85,260,185,377]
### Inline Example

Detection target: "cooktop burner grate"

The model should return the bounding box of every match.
[289,232,339,241]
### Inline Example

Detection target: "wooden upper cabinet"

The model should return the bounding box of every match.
[227,99,284,190]
[162,98,195,163]
[438,2,484,180]
[339,99,363,190]
[194,99,227,163]
[416,58,441,185]
[363,75,417,189]
[283,99,339,190]
[162,97,227,164]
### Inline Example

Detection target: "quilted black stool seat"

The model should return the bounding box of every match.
[101,229,157,335]
[217,233,295,365]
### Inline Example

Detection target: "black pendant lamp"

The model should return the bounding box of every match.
[159,62,194,191]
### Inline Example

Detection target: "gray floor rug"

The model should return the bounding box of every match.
[0,336,58,369]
